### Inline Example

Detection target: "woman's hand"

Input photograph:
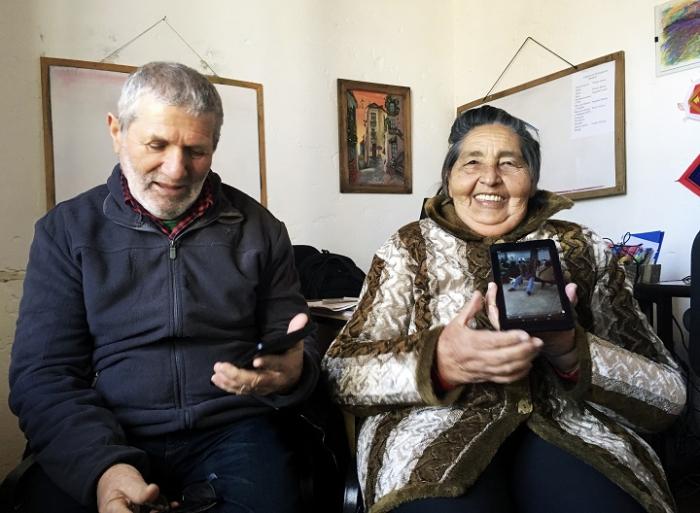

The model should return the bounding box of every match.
[535,283,579,373]
[435,289,543,386]
[487,282,579,373]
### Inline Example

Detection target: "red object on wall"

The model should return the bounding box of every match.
[689,83,700,116]
[678,153,700,197]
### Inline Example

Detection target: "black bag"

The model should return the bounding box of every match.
[294,246,366,300]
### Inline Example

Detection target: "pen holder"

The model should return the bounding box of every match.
[623,263,640,284]
[639,264,661,284]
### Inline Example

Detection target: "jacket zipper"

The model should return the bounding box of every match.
[169,237,190,426]
[165,217,234,428]
[169,238,182,337]
[108,211,239,431]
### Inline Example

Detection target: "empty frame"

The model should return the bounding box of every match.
[41,57,267,209]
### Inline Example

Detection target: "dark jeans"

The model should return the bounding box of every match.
[391,427,646,513]
[17,415,300,513]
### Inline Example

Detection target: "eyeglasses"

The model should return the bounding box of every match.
[138,480,218,513]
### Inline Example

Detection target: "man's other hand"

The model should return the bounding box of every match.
[97,463,160,513]
[211,313,307,396]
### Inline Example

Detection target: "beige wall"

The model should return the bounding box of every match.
[1,0,698,479]
[454,0,699,348]
[454,0,700,282]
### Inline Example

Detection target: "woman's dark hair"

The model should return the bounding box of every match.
[440,105,540,194]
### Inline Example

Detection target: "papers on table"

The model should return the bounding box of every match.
[307,297,358,312]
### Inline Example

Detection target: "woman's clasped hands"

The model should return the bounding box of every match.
[435,282,579,387]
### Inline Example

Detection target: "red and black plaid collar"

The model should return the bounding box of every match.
[120,173,215,240]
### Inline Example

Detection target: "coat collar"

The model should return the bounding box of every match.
[102,164,244,229]
[424,190,574,243]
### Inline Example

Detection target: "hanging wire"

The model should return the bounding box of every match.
[101,16,167,63]
[483,36,577,102]
[100,15,219,76]
[164,18,219,77]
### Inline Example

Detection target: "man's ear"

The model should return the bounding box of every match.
[107,113,122,154]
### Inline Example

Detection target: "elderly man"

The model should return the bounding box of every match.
[9,62,319,513]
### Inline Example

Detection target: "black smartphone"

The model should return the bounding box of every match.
[489,239,574,332]
[239,322,315,368]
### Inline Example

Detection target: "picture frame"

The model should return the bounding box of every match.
[337,79,411,194]
[41,57,267,209]
[655,0,700,76]
[457,52,625,201]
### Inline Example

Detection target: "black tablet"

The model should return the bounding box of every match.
[489,239,574,332]
[238,322,315,368]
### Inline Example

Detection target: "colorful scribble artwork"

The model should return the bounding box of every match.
[337,79,411,193]
[655,0,700,75]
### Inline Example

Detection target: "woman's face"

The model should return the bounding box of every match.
[447,124,532,237]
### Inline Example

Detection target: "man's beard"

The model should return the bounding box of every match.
[121,154,206,220]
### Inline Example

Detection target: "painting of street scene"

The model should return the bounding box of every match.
[338,79,411,193]
[496,247,564,320]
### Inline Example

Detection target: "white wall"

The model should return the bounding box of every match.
[1,0,698,478]
[454,0,699,282]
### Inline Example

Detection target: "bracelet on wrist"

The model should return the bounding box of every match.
[553,363,580,381]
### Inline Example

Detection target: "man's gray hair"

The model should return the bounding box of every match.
[117,62,224,149]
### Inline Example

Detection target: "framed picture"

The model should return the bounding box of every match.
[457,52,626,201]
[41,57,267,209]
[337,79,411,193]
[655,0,700,76]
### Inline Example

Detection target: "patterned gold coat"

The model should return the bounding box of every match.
[322,191,686,513]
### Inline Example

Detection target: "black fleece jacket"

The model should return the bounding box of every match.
[9,166,319,506]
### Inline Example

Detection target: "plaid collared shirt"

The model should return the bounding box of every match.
[120,173,215,240]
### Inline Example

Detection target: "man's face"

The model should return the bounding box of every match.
[108,96,216,219]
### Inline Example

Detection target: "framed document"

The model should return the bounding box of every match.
[458,52,625,201]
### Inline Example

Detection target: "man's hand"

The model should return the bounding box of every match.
[211,313,307,396]
[436,289,543,386]
[96,463,160,513]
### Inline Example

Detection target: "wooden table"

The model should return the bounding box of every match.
[309,308,352,354]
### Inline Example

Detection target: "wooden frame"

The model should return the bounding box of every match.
[337,79,411,194]
[457,52,625,201]
[41,57,267,209]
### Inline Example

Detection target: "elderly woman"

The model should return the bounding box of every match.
[322,106,685,513]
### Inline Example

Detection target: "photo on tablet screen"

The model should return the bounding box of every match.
[490,240,573,331]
